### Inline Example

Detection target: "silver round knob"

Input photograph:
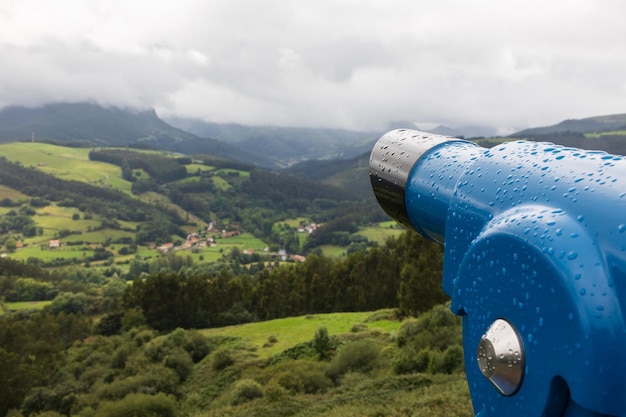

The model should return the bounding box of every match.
[477,319,525,396]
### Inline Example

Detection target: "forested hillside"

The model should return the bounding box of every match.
[0,103,277,167]
[14,110,626,416]
[0,143,389,270]
[0,228,457,416]
[509,113,626,155]
[164,116,379,164]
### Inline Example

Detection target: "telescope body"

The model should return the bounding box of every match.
[370,129,626,417]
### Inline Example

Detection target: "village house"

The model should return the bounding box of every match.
[222,223,241,238]
[298,222,323,234]
[157,242,174,253]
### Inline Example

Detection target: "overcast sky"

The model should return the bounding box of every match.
[1,0,626,134]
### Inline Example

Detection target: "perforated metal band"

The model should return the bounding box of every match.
[369,129,456,231]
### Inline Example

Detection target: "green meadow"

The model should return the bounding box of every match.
[585,130,626,138]
[279,217,308,228]
[356,221,405,243]
[319,245,345,257]
[186,163,215,174]
[0,142,134,194]
[0,184,28,202]
[211,176,231,191]
[1,300,53,315]
[200,311,402,359]
[214,168,250,178]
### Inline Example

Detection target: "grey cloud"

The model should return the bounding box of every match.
[1,0,626,133]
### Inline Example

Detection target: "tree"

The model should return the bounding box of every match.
[313,325,331,360]
[48,292,89,315]
[5,237,17,253]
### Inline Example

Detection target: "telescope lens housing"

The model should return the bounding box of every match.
[369,129,478,242]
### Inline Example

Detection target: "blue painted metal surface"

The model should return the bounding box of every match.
[370,129,626,417]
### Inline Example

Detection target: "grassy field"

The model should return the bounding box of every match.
[356,221,405,243]
[186,163,215,174]
[585,130,626,138]
[278,217,308,228]
[319,245,345,257]
[215,233,269,251]
[183,308,473,417]
[211,176,231,191]
[1,300,53,315]
[200,311,402,359]
[214,168,250,178]
[0,184,28,202]
[0,142,134,194]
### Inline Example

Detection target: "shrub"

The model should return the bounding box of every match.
[264,381,288,402]
[230,379,264,405]
[326,340,380,382]
[183,330,211,363]
[143,337,169,363]
[212,348,234,371]
[121,308,147,332]
[163,348,194,381]
[132,328,156,347]
[351,323,368,333]
[267,360,333,394]
[364,308,400,322]
[96,366,180,400]
[93,393,176,417]
[313,325,331,360]
[437,345,464,374]
[396,305,462,351]
[393,348,432,375]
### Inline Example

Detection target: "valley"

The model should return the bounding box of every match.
[2,104,626,417]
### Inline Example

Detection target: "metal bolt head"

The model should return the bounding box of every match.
[477,319,525,396]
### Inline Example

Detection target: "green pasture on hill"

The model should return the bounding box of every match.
[200,311,402,359]
[319,245,345,257]
[211,176,231,191]
[278,217,308,228]
[356,222,405,243]
[1,301,53,315]
[213,168,250,178]
[585,130,626,138]
[9,245,91,262]
[0,142,134,194]
[185,163,214,174]
[33,207,101,237]
[215,233,268,251]
[0,184,28,202]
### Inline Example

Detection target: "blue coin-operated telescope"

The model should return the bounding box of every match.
[369,129,626,417]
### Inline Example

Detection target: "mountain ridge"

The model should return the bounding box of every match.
[2,101,626,168]
[0,103,277,167]
[511,113,626,137]
[164,115,380,164]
